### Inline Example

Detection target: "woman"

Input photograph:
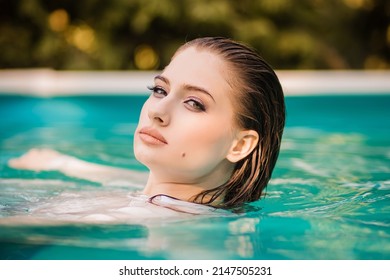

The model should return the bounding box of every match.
[9,37,285,213]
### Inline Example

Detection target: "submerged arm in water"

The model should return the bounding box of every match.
[8,148,147,188]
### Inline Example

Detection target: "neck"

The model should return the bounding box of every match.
[142,170,232,204]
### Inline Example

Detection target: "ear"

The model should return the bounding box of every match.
[226,130,259,163]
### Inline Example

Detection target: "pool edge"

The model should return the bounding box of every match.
[0,69,389,97]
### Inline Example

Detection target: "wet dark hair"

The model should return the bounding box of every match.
[177,37,285,209]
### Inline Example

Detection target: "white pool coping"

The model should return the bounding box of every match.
[0,69,389,97]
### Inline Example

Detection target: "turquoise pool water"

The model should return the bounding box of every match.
[0,94,389,260]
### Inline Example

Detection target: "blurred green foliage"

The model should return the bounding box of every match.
[0,0,389,70]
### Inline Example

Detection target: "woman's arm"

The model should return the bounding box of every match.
[8,148,147,188]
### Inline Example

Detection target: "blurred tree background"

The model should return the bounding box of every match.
[0,0,389,70]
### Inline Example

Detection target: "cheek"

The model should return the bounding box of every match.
[133,102,150,159]
[137,99,150,124]
[176,123,233,163]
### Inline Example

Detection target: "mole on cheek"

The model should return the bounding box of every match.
[181,153,186,158]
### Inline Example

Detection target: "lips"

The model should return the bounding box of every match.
[138,127,168,145]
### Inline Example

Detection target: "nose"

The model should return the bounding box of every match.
[147,100,170,126]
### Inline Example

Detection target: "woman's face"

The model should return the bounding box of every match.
[134,47,239,187]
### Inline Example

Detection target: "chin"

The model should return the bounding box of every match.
[134,149,162,169]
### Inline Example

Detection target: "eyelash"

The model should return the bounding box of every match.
[147,85,167,97]
[147,86,206,112]
[185,97,206,112]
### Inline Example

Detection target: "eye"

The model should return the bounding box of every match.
[184,98,206,112]
[147,86,167,98]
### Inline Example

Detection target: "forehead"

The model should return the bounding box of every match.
[162,47,233,92]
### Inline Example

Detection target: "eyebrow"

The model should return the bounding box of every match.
[154,75,215,103]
